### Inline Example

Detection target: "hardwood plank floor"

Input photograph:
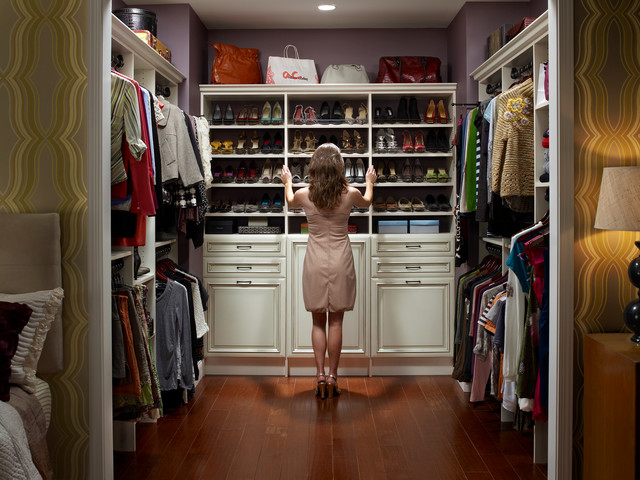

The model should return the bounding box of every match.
[114,376,548,480]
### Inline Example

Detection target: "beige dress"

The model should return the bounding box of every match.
[298,188,356,313]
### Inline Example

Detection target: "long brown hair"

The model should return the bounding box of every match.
[308,143,348,210]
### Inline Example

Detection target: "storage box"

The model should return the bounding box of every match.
[487,23,512,58]
[133,30,172,62]
[409,219,439,234]
[205,219,234,234]
[378,220,408,234]
[238,226,281,234]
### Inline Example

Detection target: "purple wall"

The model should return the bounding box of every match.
[207,28,449,85]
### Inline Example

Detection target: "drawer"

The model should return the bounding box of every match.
[371,256,454,277]
[204,235,284,257]
[372,234,454,256]
[205,257,285,276]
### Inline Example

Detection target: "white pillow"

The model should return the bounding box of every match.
[0,288,64,393]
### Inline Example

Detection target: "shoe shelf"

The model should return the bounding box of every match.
[200,83,457,236]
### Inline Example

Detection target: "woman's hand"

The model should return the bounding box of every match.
[365,164,377,185]
[281,164,292,185]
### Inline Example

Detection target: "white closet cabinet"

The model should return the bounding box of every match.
[287,236,369,357]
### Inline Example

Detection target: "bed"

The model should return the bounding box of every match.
[0,213,64,480]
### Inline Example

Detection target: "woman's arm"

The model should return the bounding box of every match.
[353,164,377,208]
[281,165,301,209]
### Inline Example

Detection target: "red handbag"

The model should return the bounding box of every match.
[209,42,262,84]
[376,56,442,83]
[506,17,537,42]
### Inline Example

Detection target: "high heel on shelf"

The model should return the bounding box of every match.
[341,130,353,153]
[343,103,355,124]
[414,131,426,153]
[261,101,272,125]
[236,106,249,124]
[304,106,318,125]
[211,103,223,125]
[327,374,341,398]
[316,374,327,399]
[376,161,387,183]
[291,130,304,153]
[304,131,317,152]
[221,140,234,154]
[357,103,368,124]
[249,130,260,154]
[210,140,222,154]
[385,128,398,153]
[436,99,449,124]
[344,158,354,183]
[272,101,283,125]
[236,131,247,154]
[293,104,305,125]
[352,130,366,153]
[354,158,366,183]
[248,106,260,124]
[402,130,414,153]
[424,99,436,124]
[332,101,344,123]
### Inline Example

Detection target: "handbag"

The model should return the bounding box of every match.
[266,45,318,84]
[506,17,537,42]
[209,42,261,84]
[375,56,442,83]
[320,64,369,84]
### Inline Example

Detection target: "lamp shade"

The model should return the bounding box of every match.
[594,166,640,231]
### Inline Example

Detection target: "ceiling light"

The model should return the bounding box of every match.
[318,4,336,11]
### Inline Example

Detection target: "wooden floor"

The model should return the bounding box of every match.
[114,376,548,480]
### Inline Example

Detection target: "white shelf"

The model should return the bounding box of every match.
[535,99,549,110]
[134,272,155,285]
[482,236,510,247]
[155,239,177,248]
[111,250,132,261]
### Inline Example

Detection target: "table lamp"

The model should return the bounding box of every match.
[594,166,640,343]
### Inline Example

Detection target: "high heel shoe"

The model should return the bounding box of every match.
[436,99,449,124]
[402,130,414,153]
[341,130,353,153]
[272,132,283,153]
[272,101,283,125]
[210,140,222,154]
[343,103,355,124]
[344,158,354,183]
[315,374,327,399]
[305,106,318,125]
[319,101,331,123]
[304,131,317,152]
[261,101,272,125]
[376,161,387,183]
[354,158,365,183]
[261,132,272,153]
[332,101,344,123]
[327,374,341,398]
[375,129,386,153]
[413,159,424,183]
[352,130,366,153]
[424,99,436,124]
[223,104,234,125]
[236,130,247,154]
[387,160,398,182]
[248,106,260,124]
[385,128,398,153]
[236,106,249,124]
[384,106,395,124]
[409,97,421,124]
[291,130,304,153]
[357,103,368,124]
[211,103,223,125]
[221,140,234,154]
[414,131,426,153]
[292,104,305,125]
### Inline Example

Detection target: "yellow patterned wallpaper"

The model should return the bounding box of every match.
[0,0,89,478]
[573,1,640,478]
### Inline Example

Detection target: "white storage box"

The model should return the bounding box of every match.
[409,219,439,234]
[378,220,408,234]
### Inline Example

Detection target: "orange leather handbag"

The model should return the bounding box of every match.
[209,42,262,84]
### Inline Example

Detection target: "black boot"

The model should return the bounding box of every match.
[397,97,408,123]
[409,97,421,124]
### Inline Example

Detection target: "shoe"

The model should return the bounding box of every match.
[211,164,223,183]
[352,130,366,153]
[261,132,272,153]
[319,101,331,123]
[222,165,234,183]
[343,103,355,124]
[272,101,283,125]
[272,161,284,184]
[258,193,271,213]
[223,104,234,125]
[374,106,384,124]
[293,104,305,125]
[397,97,408,123]
[437,194,451,211]
[398,197,412,212]
[424,99,436,123]
[210,140,222,155]
[414,131,426,153]
[436,130,449,152]
[248,106,260,124]
[290,161,303,183]
[385,106,395,124]
[425,168,438,183]
[387,160,398,182]
[375,129,386,153]
[304,131,318,152]
[413,159,424,183]
[436,168,450,183]
[376,161,387,183]
[385,129,398,153]
[272,132,284,153]
[411,196,426,211]
[402,130,414,153]
[221,140,234,154]
[436,99,449,124]
[329,135,339,147]
[209,199,221,212]
[409,97,421,123]
[426,130,437,153]
[291,130,304,153]
[219,199,232,213]
[401,159,413,183]
[332,101,344,123]
[304,106,318,125]
[248,130,260,154]
[236,106,248,124]
[315,374,327,399]
[326,374,341,398]
[235,162,247,183]
[271,193,283,212]
[236,130,247,154]
[260,159,273,183]
[425,194,438,211]
[246,161,258,184]
[357,103,368,124]
[318,134,328,146]
[344,158,355,183]
[373,196,387,212]
[341,130,353,153]
[261,101,272,124]
[354,158,365,183]
[232,200,245,213]
[385,196,398,212]
[245,198,258,213]
[303,161,309,183]
[211,103,223,125]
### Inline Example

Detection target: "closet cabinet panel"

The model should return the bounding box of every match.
[372,234,454,257]
[288,236,368,356]
[205,235,284,256]
[371,277,452,355]
[371,256,453,277]
[205,277,285,355]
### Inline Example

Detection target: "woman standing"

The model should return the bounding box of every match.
[281,143,376,398]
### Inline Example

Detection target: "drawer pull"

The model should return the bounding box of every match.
[236,266,253,270]
[236,280,252,285]
[405,280,422,284]
[405,245,422,249]
[236,245,252,250]
[405,265,422,270]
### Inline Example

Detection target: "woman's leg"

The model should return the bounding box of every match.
[327,311,344,381]
[312,312,327,379]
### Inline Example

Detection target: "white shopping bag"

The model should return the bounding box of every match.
[266,45,318,84]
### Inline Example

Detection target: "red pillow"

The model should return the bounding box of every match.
[0,301,32,401]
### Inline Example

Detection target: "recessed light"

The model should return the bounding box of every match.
[318,4,336,11]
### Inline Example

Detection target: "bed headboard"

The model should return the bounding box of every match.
[0,213,63,373]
